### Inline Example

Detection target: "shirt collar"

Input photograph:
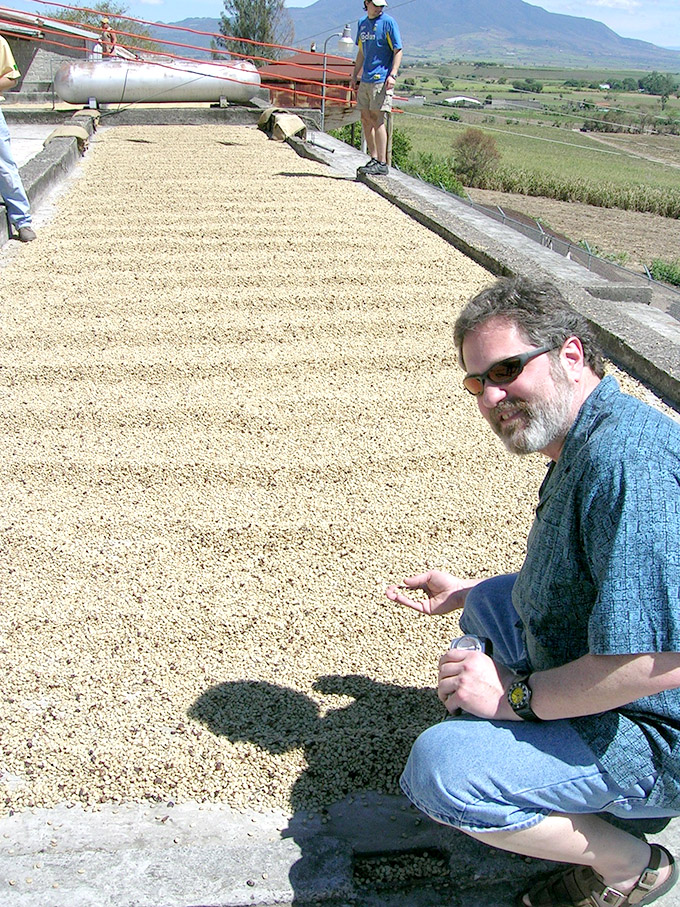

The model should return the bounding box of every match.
[546,374,618,475]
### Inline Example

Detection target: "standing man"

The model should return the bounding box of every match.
[0,35,35,243]
[100,18,117,58]
[387,277,680,907]
[351,0,402,177]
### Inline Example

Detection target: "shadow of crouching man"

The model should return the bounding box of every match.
[188,674,472,903]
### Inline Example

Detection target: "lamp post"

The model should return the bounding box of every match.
[320,24,353,132]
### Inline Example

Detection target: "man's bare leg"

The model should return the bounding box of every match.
[361,110,387,164]
[465,813,673,904]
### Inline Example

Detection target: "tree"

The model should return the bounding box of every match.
[512,78,543,94]
[216,0,293,62]
[42,1,157,53]
[452,127,500,185]
[639,71,678,109]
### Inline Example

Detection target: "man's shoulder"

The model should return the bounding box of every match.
[583,387,680,480]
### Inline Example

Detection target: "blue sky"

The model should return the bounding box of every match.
[17,0,680,49]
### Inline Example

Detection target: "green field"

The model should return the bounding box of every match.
[385,62,680,212]
[397,109,680,194]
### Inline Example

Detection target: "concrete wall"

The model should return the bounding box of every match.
[7,35,87,93]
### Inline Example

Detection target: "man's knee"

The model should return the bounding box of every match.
[362,109,383,128]
[401,721,468,804]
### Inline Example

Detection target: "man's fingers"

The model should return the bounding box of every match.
[385,585,426,612]
[402,572,431,590]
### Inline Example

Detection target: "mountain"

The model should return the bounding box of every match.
[147,1,680,68]
[288,0,680,67]
[148,18,220,59]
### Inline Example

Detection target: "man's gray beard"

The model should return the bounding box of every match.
[490,370,575,456]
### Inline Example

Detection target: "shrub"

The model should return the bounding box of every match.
[400,153,465,196]
[452,128,501,184]
[328,125,412,169]
[512,78,543,93]
[390,128,413,169]
[649,258,680,287]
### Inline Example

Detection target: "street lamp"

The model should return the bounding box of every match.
[321,24,353,132]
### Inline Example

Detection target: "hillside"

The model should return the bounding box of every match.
[147,18,219,59]
[148,0,680,68]
[288,0,680,67]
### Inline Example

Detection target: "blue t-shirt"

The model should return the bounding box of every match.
[513,376,680,806]
[356,13,402,83]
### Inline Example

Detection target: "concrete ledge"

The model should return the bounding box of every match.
[2,794,678,906]
[0,795,556,907]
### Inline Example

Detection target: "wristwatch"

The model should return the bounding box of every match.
[507,675,541,721]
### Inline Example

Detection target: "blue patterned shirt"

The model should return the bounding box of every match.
[512,376,680,805]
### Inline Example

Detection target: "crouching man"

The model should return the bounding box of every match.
[388,277,680,907]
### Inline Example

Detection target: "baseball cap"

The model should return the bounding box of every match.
[370,0,388,6]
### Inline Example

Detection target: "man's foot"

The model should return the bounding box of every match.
[519,844,677,906]
[356,157,378,175]
[17,226,36,242]
[362,160,389,176]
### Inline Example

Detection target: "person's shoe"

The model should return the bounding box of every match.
[17,226,36,242]
[356,157,378,175]
[363,160,389,176]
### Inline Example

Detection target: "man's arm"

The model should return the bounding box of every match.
[386,48,402,86]
[530,652,680,719]
[439,650,680,720]
[0,72,18,93]
[351,46,364,88]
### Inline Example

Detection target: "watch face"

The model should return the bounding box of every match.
[509,681,530,710]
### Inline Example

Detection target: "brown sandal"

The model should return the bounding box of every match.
[518,843,678,907]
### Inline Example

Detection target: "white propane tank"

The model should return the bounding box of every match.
[54,58,262,105]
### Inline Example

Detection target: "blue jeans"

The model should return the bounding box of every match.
[0,107,32,229]
[400,575,675,834]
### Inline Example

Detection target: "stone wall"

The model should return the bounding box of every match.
[7,35,87,91]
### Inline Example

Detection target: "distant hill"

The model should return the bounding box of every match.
[147,18,219,59]
[148,0,680,68]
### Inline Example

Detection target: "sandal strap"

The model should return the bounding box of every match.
[525,865,627,906]
[626,844,661,905]
[597,888,627,906]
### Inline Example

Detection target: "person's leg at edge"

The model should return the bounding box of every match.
[359,109,375,161]
[0,108,32,231]
[465,815,674,905]
[371,111,387,164]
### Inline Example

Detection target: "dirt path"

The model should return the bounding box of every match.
[467,187,680,271]
[583,132,680,169]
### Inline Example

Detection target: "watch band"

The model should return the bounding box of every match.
[507,675,541,722]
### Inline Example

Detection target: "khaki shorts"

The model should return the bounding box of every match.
[357,80,394,113]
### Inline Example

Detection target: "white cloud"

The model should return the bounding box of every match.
[588,0,641,10]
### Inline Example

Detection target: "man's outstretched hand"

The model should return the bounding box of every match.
[385,570,480,616]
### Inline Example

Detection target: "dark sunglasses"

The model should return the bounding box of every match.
[462,344,558,396]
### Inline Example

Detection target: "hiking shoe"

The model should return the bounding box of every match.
[17,226,36,242]
[356,157,378,175]
[363,160,388,176]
